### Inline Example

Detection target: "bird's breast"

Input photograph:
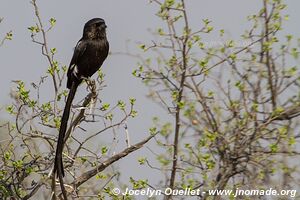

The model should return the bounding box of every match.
[76,39,109,78]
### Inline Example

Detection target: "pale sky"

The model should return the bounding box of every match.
[1,0,299,189]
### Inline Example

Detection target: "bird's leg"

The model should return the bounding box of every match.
[82,77,95,91]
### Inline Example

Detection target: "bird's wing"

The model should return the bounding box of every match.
[67,39,87,78]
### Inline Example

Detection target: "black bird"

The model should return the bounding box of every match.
[54,18,109,199]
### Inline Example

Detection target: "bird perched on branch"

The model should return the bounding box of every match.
[54,18,109,199]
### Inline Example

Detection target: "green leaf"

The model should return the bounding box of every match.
[105,113,113,121]
[5,31,13,40]
[192,35,201,42]
[138,157,146,165]
[165,0,175,7]
[130,110,138,118]
[12,160,24,170]
[206,26,213,33]
[6,105,14,114]
[97,69,105,80]
[227,40,235,48]
[207,91,214,98]
[53,117,61,128]
[101,146,108,155]
[269,143,278,153]
[62,65,67,72]
[229,53,237,61]
[28,100,37,108]
[41,102,52,111]
[199,58,208,68]
[198,42,205,49]
[17,81,30,102]
[139,44,146,51]
[117,100,126,110]
[149,127,157,135]
[291,48,299,59]
[286,34,293,42]
[28,26,39,33]
[4,151,12,160]
[129,98,136,105]
[251,103,258,112]
[272,106,284,117]
[100,103,110,111]
[202,19,210,25]
[287,66,297,77]
[132,69,137,77]
[49,17,56,26]
[129,177,148,189]
[80,157,87,163]
[219,29,225,36]
[156,155,170,166]
[96,173,107,180]
[160,123,172,136]
[157,28,164,35]
[234,81,244,91]
[177,100,185,109]
[50,48,57,55]
[288,137,296,146]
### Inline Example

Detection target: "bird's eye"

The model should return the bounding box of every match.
[95,23,101,27]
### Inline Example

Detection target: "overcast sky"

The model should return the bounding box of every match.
[1,0,299,189]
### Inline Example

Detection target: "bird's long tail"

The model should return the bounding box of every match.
[54,81,79,200]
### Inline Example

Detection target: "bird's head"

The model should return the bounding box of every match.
[83,18,107,39]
